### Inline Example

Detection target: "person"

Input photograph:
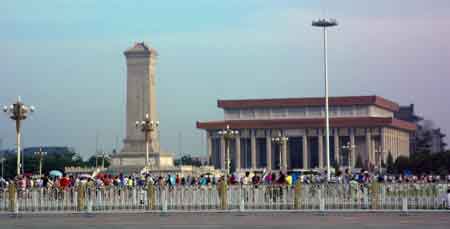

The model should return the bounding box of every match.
[447,188,450,209]
[60,174,71,190]
[285,173,292,186]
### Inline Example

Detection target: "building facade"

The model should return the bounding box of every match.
[197,96,416,172]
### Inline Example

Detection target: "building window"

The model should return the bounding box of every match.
[240,138,251,169]
[287,107,306,118]
[271,108,286,118]
[256,138,267,168]
[211,138,221,169]
[308,106,322,117]
[240,108,255,119]
[225,109,240,120]
[330,106,338,117]
[355,105,368,116]
[341,106,354,116]
[255,108,270,119]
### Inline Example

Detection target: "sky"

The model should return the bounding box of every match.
[0,0,449,159]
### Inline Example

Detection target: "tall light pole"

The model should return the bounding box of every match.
[272,134,288,171]
[218,125,239,177]
[312,18,338,181]
[34,147,47,177]
[3,97,35,176]
[136,113,159,168]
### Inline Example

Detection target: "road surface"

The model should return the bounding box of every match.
[1,212,449,229]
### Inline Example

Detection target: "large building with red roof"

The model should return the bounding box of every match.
[196,95,416,172]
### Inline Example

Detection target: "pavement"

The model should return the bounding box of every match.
[1,212,449,229]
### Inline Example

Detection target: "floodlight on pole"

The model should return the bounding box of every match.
[312,18,338,182]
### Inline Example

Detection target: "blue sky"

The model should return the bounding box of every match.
[1,0,449,158]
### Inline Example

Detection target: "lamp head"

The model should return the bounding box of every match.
[29,106,35,112]
[2,106,8,113]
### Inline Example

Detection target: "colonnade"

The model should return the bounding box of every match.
[207,127,410,171]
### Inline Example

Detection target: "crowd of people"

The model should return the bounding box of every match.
[1,169,450,191]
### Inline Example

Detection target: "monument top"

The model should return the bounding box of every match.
[124,42,158,56]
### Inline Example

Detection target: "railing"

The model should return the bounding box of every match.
[0,183,448,213]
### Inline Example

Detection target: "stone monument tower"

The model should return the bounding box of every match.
[122,42,159,153]
[110,42,173,174]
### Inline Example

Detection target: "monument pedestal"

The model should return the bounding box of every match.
[109,151,174,175]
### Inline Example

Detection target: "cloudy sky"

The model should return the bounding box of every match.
[0,0,449,158]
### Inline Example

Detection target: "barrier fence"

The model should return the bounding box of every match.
[0,183,449,213]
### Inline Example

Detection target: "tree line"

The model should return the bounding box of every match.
[0,149,110,178]
[386,151,450,175]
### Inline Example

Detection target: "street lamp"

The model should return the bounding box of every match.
[374,145,383,173]
[271,134,288,171]
[34,147,47,177]
[2,97,35,176]
[312,18,338,181]
[96,152,109,168]
[136,113,159,168]
[0,157,5,178]
[341,142,355,168]
[217,125,239,176]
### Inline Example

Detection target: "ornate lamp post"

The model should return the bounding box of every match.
[3,97,35,176]
[0,157,5,178]
[136,113,159,168]
[34,147,47,177]
[95,152,109,168]
[374,145,383,173]
[341,142,355,168]
[271,134,288,171]
[217,125,239,176]
[312,18,338,182]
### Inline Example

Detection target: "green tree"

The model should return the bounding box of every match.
[394,156,410,174]
[86,155,111,167]
[174,155,203,166]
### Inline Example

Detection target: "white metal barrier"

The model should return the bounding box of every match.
[0,183,448,213]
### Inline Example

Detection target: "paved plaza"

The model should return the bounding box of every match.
[1,212,449,229]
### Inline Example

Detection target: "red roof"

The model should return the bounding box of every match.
[218,95,400,112]
[197,117,416,132]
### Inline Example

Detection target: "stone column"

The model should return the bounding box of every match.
[302,135,309,169]
[366,128,372,168]
[207,132,212,165]
[318,129,324,169]
[282,141,288,171]
[334,129,340,165]
[235,136,241,171]
[251,130,257,169]
[220,136,226,169]
[266,135,272,170]
[350,129,356,168]
[380,128,386,163]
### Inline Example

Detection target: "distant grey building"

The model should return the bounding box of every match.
[395,104,446,154]
[430,128,446,153]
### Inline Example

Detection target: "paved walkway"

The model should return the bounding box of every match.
[1,212,449,229]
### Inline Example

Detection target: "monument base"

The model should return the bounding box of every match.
[108,151,174,175]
